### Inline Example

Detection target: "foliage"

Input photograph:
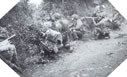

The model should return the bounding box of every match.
[0,0,125,72]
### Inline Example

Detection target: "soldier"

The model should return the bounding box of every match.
[43,16,54,32]
[92,4,111,39]
[53,13,63,32]
[42,29,63,54]
[69,14,84,40]
[94,17,110,39]
[0,35,17,64]
[93,4,106,24]
[52,13,72,47]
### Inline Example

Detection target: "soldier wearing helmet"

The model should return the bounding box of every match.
[69,14,84,40]
[53,13,63,32]
[70,14,83,31]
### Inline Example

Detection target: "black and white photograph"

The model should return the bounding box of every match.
[0,0,127,77]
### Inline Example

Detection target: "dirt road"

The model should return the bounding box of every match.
[22,32,127,77]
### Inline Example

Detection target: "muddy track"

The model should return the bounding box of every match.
[22,34,127,77]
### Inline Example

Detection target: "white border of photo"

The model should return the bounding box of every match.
[0,59,19,77]
[0,0,127,77]
[0,0,20,19]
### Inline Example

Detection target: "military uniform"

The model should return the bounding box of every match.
[70,14,84,40]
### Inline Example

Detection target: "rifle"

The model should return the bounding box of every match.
[6,34,16,40]
[0,34,16,47]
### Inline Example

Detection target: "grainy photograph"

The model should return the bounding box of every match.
[0,0,127,77]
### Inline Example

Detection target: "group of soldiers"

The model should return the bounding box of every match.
[0,5,122,74]
[0,5,115,64]
[40,10,112,55]
[41,13,87,54]
[0,12,112,63]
